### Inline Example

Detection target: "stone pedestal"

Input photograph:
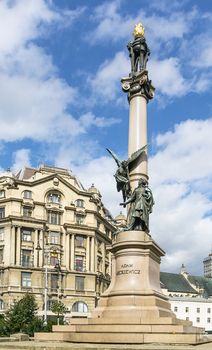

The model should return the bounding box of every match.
[35,231,205,344]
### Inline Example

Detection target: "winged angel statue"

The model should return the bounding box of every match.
[106,145,147,202]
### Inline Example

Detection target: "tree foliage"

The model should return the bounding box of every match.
[4,293,43,336]
[51,300,67,325]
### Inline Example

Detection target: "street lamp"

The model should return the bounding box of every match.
[36,240,49,326]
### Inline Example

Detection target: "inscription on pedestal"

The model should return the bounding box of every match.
[116,263,141,276]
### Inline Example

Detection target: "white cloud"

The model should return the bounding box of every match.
[88,51,129,103]
[149,118,212,274]
[149,58,189,97]
[89,1,192,46]
[12,148,31,172]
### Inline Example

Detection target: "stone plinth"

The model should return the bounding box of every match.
[35,231,205,344]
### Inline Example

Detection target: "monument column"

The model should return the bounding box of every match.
[121,23,154,191]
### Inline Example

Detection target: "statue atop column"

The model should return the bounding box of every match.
[127,23,150,76]
[121,23,155,101]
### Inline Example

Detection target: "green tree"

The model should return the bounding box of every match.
[4,293,43,336]
[51,300,67,325]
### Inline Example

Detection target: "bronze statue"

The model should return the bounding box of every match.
[107,145,147,202]
[120,178,154,232]
[127,23,150,76]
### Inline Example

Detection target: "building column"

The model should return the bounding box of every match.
[90,236,95,272]
[34,229,38,268]
[102,242,106,275]
[65,233,70,269]
[39,230,44,267]
[10,225,16,265]
[70,233,75,270]
[16,226,21,266]
[86,236,90,272]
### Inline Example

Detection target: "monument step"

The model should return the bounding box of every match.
[52,324,203,334]
[34,331,205,344]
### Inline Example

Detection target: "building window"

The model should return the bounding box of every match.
[75,255,85,272]
[174,306,178,312]
[0,208,5,219]
[76,276,85,291]
[197,307,200,313]
[75,199,84,208]
[0,190,5,198]
[185,307,189,313]
[21,272,31,288]
[50,274,58,289]
[48,211,61,225]
[23,190,32,199]
[196,317,200,323]
[208,308,211,313]
[75,235,85,248]
[72,301,88,313]
[0,248,3,264]
[47,193,61,204]
[21,250,32,267]
[50,252,58,266]
[22,229,32,241]
[23,206,32,217]
[76,214,85,225]
[47,299,55,311]
[207,318,211,323]
[50,231,60,244]
[0,228,4,241]
[0,299,3,310]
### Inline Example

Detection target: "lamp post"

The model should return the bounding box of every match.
[36,239,49,326]
[54,261,62,325]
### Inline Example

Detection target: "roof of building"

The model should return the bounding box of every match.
[160,272,197,294]
[187,275,212,298]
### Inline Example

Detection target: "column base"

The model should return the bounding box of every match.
[35,231,206,345]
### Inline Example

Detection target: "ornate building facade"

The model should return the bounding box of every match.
[0,165,115,320]
[203,252,212,278]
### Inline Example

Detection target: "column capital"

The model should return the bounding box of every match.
[121,70,155,102]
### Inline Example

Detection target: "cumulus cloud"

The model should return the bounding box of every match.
[149,58,189,97]
[149,118,212,274]
[88,51,129,103]
[12,148,31,172]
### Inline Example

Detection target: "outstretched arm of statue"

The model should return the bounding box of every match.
[120,191,135,207]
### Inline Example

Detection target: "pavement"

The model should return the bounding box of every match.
[0,341,212,350]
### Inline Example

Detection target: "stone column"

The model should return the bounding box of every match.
[65,233,70,269]
[90,236,95,272]
[16,226,21,266]
[34,229,38,268]
[10,226,16,265]
[70,233,75,270]
[102,242,106,275]
[86,236,90,272]
[128,95,148,189]
[39,230,44,267]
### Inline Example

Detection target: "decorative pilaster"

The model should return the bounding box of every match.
[10,225,16,265]
[65,233,70,269]
[90,236,95,272]
[39,230,44,267]
[86,236,90,272]
[16,226,21,266]
[34,229,38,267]
[70,233,75,270]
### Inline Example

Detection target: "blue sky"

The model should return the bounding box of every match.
[0,0,212,275]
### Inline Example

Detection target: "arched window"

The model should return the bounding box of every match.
[0,299,3,310]
[75,199,84,208]
[72,301,88,313]
[47,193,61,204]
